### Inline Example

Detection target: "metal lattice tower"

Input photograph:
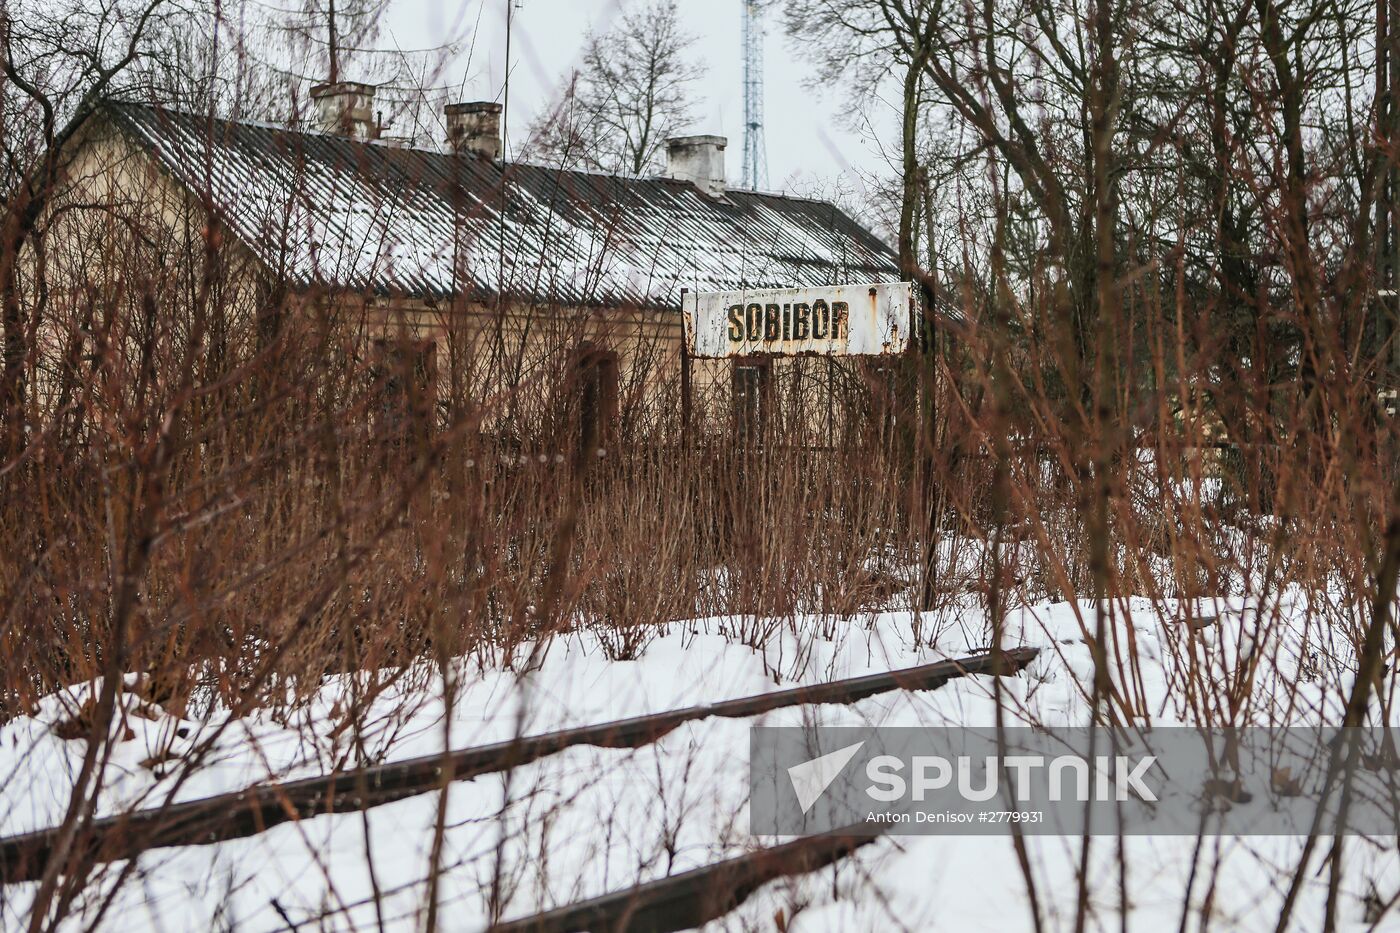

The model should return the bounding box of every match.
[741,1,769,190]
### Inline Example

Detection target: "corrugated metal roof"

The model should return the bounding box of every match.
[103,102,902,310]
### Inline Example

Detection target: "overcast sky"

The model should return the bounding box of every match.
[374,0,897,199]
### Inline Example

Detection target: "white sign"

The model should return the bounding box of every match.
[682,282,912,358]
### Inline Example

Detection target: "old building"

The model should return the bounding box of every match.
[37,81,904,449]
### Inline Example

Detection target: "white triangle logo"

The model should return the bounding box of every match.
[787,741,866,814]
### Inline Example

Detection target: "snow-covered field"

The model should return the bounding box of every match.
[3,596,1398,931]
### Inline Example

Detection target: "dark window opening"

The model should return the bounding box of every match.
[862,359,899,447]
[732,359,771,446]
[370,338,436,441]
[576,345,619,458]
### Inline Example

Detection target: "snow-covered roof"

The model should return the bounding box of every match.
[104,102,901,310]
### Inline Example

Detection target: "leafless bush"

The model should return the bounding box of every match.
[3,0,1400,926]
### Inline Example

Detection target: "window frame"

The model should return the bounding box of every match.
[731,356,772,447]
[369,336,437,441]
[574,343,620,458]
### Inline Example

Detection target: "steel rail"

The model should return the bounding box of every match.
[0,647,1036,884]
[486,825,887,933]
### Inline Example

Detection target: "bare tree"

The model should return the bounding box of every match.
[525,0,702,176]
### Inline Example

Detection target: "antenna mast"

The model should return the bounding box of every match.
[502,0,521,160]
[742,0,769,190]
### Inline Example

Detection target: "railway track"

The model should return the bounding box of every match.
[0,646,1036,886]
[487,825,886,933]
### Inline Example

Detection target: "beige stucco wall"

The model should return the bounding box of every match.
[350,294,898,445]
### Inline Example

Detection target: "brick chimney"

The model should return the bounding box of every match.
[310,81,378,140]
[664,135,727,196]
[446,102,503,159]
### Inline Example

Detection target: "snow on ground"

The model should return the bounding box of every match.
[3,595,1397,930]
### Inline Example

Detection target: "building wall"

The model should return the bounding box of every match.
[350,294,902,449]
